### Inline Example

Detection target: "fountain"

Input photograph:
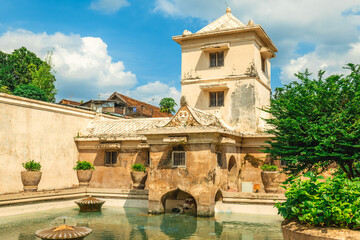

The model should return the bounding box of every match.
[75,195,105,212]
[35,217,92,240]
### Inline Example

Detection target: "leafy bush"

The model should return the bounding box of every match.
[13,84,48,102]
[276,172,360,230]
[263,64,360,179]
[73,161,95,171]
[261,164,278,171]
[131,163,146,172]
[22,160,41,171]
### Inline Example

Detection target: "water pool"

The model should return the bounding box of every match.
[0,207,283,239]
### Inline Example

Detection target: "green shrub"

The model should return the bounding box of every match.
[131,163,146,172]
[22,160,41,171]
[13,84,48,101]
[73,161,95,171]
[261,164,278,171]
[276,172,360,230]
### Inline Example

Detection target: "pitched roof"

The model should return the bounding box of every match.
[108,92,173,118]
[79,117,171,138]
[197,10,245,34]
[161,105,219,127]
[58,99,81,106]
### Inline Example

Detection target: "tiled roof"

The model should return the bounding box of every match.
[58,99,81,106]
[197,12,245,33]
[108,92,173,118]
[80,117,171,137]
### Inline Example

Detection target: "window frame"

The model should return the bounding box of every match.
[209,52,224,68]
[172,151,186,167]
[209,91,224,107]
[105,151,118,166]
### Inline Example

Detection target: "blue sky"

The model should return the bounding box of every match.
[0,0,359,105]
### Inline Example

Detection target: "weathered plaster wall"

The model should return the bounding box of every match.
[179,31,272,133]
[147,141,241,217]
[0,93,114,194]
[76,141,148,189]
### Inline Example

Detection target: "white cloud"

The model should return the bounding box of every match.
[90,0,129,14]
[0,29,181,104]
[280,41,360,83]
[153,0,360,84]
[0,29,137,89]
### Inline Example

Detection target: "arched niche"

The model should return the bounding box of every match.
[215,189,223,202]
[161,188,197,216]
[227,156,238,190]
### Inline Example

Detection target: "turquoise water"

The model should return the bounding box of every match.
[0,207,283,239]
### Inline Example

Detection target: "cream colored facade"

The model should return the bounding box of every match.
[173,7,277,133]
[0,93,116,194]
[0,8,279,217]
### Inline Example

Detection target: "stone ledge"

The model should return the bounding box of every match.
[222,191,286,200]
[223,197,284,205]
[0,188,149,207]
[282,221,360,240]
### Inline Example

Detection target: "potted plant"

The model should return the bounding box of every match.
[260,163,280,193]
[74,161,95,188]
[130,163,147,189]
[21,160,42,192]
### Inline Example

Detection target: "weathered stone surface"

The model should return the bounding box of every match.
[282,221,360,240]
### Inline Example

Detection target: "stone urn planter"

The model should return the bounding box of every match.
[21,171,42,192]
[282,220,360,240]
[130,171,147,189]
[21,160,42,192]
[130,163,147,189]
[261,171,280,193]
[76,170,93,188]
[74,161,95,188]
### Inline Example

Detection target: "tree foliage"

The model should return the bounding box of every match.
[0,47,57,102]
[159,97,177,114]
[276,172,360,229]
[13,84,48,102]
[264,64,360,179]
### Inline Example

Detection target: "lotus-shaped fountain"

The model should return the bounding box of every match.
[75,195,105,212]
[35,217,92,240]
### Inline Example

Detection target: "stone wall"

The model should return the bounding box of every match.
[76,140,149,189]
[0,93,115,194]
[147,140,241,217]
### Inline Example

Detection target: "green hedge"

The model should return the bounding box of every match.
[276,172,360,230]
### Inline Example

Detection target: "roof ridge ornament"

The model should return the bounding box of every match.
[226,6,231,14]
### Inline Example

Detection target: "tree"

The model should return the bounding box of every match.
[0,47,57,102]
[159,97,177,114]
[263,64,360,180]
[13,84,48,102]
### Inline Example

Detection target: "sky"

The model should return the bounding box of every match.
[0,0,359,105]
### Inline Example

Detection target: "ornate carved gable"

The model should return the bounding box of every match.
[165,106,201,127]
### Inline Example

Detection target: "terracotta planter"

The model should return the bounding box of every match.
[282,220,360,240]
[21,171,42,192]
[261,171,280,193]
[77,170,93,188]
[130,171,147,189]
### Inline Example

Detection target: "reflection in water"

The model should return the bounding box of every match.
[160,214,197,240]
[0,207,283,240]
[18,233,36,240]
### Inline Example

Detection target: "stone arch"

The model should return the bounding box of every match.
[161,188,197,216]
[215,189,223,202]
[227,156,238,190]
